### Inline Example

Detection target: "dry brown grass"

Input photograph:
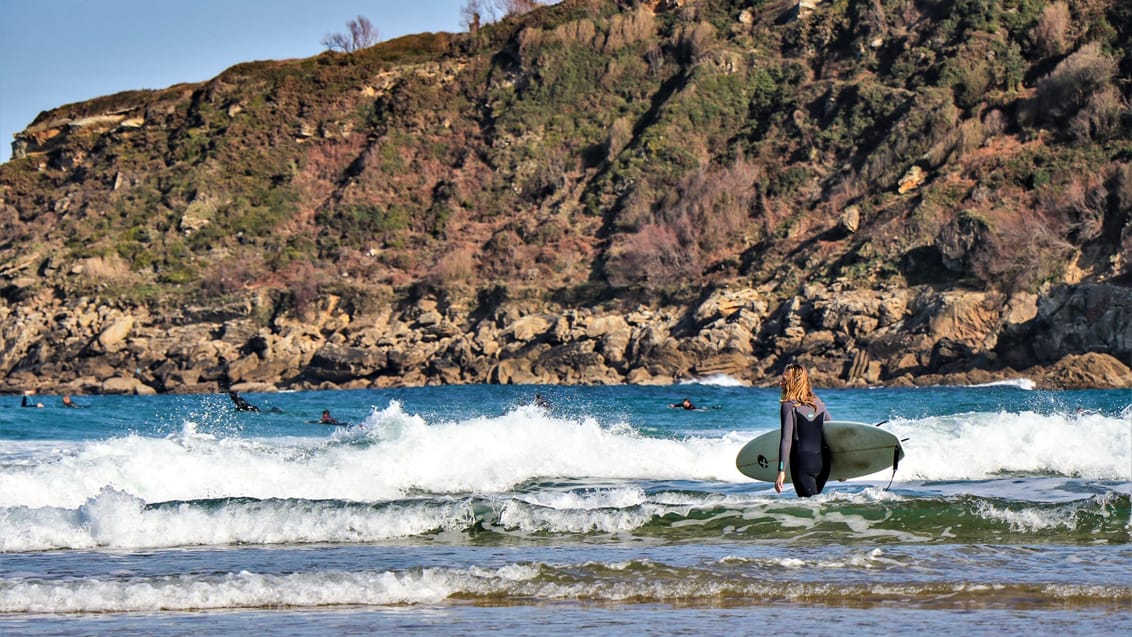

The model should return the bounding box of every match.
[605,116,633,162]
[1030,1,1071,58]
[604,6,655,52]
[79,254,134,282]
[551,19,596,47]
[429,245,477,287]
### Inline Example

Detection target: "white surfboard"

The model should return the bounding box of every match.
[735,420,905,483]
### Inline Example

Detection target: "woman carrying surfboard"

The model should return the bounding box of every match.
[775,363,831,497]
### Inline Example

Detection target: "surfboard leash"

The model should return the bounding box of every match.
[885,438,910,491]
[874,421,902,491]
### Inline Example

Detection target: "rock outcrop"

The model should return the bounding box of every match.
[2,282,1128,395]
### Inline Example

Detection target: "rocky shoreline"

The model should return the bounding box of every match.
[2,282,1130,396]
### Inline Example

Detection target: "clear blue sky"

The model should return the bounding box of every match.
[0,0,473,164]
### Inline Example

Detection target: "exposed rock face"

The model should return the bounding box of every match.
[1040,352,1132,389]
[2,283,1128,395]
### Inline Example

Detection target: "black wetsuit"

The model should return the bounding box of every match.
[777,398,831,497]
[228,391,259,412]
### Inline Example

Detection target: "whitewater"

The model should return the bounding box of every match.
[1,382,1129,635]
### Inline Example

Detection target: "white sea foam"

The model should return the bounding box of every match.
[6,562,1125,613]
[964,378,1037,390]
[679,374,746,387]
[2,402,1129,514]
[0,564,541,613]
[0,486,497,552]
[885,409,1132,482]
[1,401,1129,551]
[0,401,740,509]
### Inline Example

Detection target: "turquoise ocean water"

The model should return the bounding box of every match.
[1,379,1129,635]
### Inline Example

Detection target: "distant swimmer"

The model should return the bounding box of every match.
[228,390,260,412]
[669,398,696,410]
[318,409,349,426]
[21,394,44,408]
[534,394,551,409]
[62,395,84,408]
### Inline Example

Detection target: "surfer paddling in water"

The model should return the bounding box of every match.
[228,390,259,412]
[775,363,832,497]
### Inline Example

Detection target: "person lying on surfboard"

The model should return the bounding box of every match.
[669,398,696,410]
[775,363,832,497]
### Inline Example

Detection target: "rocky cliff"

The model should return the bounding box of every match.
[2,0,1130,393]
[2,280,1129,394]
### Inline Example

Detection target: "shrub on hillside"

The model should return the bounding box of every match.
[1068,85,1126,143]
[424,246,476,293]
[677,22,716,64]
[1030,1,1070,58]
[604,223,692,288]
[200,256,264,297]
[969,211,1075,293]
[281,261,326,319]
[1025,41,1117,133]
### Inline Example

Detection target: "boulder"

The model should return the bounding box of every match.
[1033,285,1132,364]
[428,356,465,384]
[102,375,155,395]
[226,354,262,384]
[305,344,387,382]
[490,357,540,384]
[838,205,860,234]
[532,342,613,384]
[921,290,999,350]
[1038,352,1132,389]
[585,315,629,339]
[693,351,749,378]
[898,165,926,193]
[230,381,276,394]
[929,337,975,372]
[508,314,552,343]
[626,367,672,385]
[693,288,764,325]
[935,212,988,273]
[597,327,632,366]
[95,316,134,353]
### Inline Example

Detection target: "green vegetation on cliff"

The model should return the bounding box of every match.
[2,0,1130,317]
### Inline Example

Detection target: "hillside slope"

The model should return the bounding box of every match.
[2,0,1130,393]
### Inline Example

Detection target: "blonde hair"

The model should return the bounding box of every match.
[779,363,817,408]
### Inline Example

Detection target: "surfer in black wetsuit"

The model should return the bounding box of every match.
[669,398,696,410]
[228,390,259,412]
[774,363,832,498]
